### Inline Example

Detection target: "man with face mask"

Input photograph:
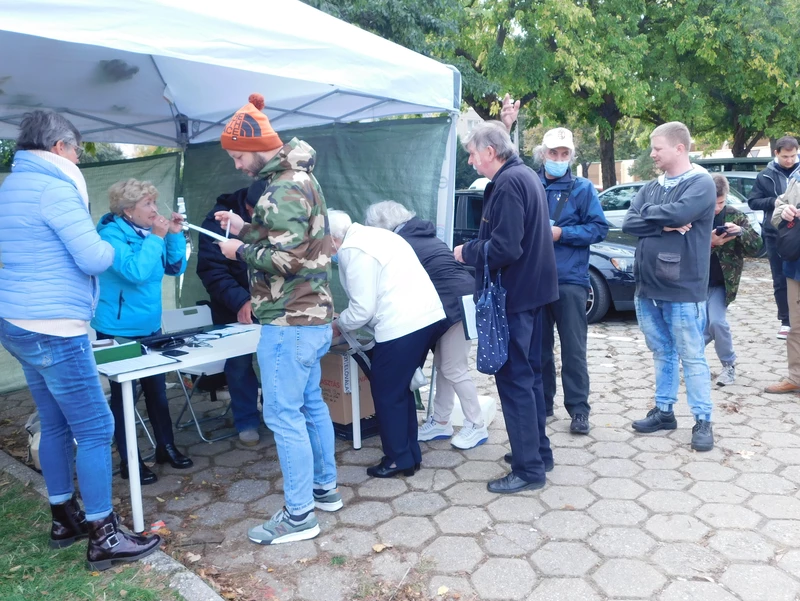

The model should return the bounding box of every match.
[500,103,608,435]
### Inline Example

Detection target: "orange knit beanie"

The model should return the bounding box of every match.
[220,94,283,152]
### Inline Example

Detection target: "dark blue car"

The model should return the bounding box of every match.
[454,189,636,323]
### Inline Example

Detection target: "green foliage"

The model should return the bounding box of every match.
[629,148,658,181]
[79,142,125,164]
[0,139,14,167]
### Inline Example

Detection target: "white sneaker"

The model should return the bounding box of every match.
[716,364,736,386]
[418,416,453,441]
[778,325,791,340]
[451,421,489,450]
[238,429,260,446]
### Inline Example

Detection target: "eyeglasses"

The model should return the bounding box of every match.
[71,144,84,159]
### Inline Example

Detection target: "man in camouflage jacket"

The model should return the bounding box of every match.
[706,174,763,386]
[217,94,341,546]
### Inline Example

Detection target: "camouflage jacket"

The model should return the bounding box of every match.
[238,138,334,326]
[711,206,763,306]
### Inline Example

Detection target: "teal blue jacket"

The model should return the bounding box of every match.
[91,214,186,336]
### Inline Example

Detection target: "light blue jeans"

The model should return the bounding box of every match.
[705,286,736,365]
[257,324,335,515]
[634,297,713,421]
[0,319,114,520]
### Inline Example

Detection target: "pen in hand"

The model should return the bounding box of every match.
[225,210,232,238]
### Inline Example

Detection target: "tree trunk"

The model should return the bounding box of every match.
[580,161,592,179]
[599,128,616,189]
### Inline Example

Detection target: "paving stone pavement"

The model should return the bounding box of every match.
[2,259,800,600]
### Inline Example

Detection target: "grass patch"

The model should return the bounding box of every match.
[0,478,179,601]
[330,555,347,566]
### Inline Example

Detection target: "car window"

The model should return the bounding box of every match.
[464,196,484,231]
[726,177,755,199]
[600,187,638,211]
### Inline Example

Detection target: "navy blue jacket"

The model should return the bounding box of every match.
[396,217,475,328]
[196,188,252,325]
[462,155,559,313]
[539,170,609,288]
[748,159,800,236]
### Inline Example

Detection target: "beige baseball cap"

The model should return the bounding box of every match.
[542,127,575,150]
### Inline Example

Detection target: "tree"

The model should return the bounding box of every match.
[0,140,13,167]
[628,148,658,181]
[640,0,800,156]
[79,142,125,164]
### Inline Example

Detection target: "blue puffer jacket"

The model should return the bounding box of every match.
[538,170,609,288]
[91,214,187,336]
[0,151,114,320]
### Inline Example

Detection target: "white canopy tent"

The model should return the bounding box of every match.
[0,0,461,235]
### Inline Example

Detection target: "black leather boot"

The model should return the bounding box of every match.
[49,494,89,549]
[155,444,193,469]
[86,513,162,571]
[119,460,158,485]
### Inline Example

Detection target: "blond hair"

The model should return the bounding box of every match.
[650,122,692,151]
[108,179,159,216]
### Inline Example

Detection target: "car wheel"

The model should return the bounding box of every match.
[587,269,611,324]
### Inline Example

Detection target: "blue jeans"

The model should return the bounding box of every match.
[634,297,713,421]
[0,319,114,520]
[257,324,335,515]
[224,353,261,432]
[705,286,736,365]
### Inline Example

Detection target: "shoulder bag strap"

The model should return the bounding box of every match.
[552,180,578,223]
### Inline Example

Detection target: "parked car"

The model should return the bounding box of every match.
[454,189,636,323]
[598,181,763,238]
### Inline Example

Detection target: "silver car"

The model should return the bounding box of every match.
[598,181,762,237]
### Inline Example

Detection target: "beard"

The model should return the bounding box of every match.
[245,154,268,178]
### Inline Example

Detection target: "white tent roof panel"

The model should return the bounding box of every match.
[0,0,459,145]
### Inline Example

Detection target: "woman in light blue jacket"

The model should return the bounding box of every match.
[91,179,192,485]
[0,111,160,570]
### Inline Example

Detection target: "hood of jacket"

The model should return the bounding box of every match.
[12,150,78,188]
[257,138,316,181]
[97,212,145,239]
[398,216,437,238]
[213,187,253,223]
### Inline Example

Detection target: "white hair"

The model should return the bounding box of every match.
[327,209,352,240]
[462,121,518,161]
[364,201,416,231]
[533,144,576,166]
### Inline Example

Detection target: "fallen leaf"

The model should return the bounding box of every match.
[185,552,202,563]
[9,565,21,573]
[437,585,450,595]
[267,568,274,572]
[156,497,166,503]
[372,543,393,553]
[563,504,576,511]
[119,590,128,597]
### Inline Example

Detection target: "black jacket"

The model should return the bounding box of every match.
[748,160,800,236]
[196,188,252,325]
[396,217,475,328]
[461,155,559,313]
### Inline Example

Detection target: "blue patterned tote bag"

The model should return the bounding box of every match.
[475,241,509,374]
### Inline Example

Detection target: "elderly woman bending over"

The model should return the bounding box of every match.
[91,179,192,486]
[365,201,486,449]
[329,210,446,478]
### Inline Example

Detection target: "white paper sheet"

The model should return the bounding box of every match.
[97,353,179,377]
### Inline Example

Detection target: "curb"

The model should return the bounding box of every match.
[0,449,224,601]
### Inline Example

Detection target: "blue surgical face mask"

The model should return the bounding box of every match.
[544,160,570,178]
[331,254,339,265]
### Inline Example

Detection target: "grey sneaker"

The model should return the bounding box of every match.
[248,507,320,545]
[716,364,735,386]
[238,429,260,446]
[313,488,343,512]
[691,420,714,452]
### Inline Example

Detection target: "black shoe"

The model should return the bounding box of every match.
[632,407,677,433]
[382,455,420,472]
[487,472,545,494]
[367,461,416,478]
[570,414,590,435]
[86,513,162,571]
[119,460,158,485]
[503,453,554,472]
[691,419,714,452]
[155,444,193,469]
[50,494,89,549]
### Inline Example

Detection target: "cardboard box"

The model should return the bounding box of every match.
[320,345,375,425]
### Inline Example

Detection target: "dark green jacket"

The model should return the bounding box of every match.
[712,206,763,305]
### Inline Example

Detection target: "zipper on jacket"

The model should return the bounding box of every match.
[117,290,124,320]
